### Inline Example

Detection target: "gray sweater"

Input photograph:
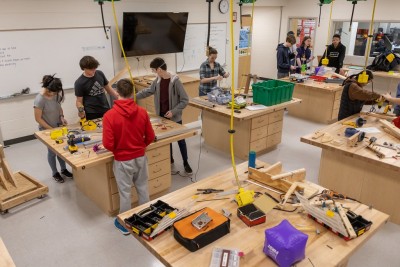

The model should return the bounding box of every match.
[136,74,188,122]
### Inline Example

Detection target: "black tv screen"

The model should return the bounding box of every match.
[122,12,189,57]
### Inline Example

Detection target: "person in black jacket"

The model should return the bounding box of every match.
[276,35,297,79]
[338,70,381,120]
[319,34,346,74]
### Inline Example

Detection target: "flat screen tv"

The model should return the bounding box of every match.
[122,12,189,57]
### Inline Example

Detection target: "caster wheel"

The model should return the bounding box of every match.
[38,195,45,199]
[1,209,9,215]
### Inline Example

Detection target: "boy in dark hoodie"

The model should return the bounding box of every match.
[319,34,346,74]
[338,70,381,120]
[276,35,297,78]
[103,78,155,235]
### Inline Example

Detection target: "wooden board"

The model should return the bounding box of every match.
[117,161,389,267]
[0,171,48,212]
[0,238,16,267]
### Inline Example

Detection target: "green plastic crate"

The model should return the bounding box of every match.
[252,80,294,106]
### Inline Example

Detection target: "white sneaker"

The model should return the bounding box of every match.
[171,164,178,175]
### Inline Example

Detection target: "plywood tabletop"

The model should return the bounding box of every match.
[34,116,197,170]
[189,97,301,121]
[282,78,343,92]
[301,114,400,172]
[118,161,389,267]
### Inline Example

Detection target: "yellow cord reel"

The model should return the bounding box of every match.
[321,58,329,66]
[80,118,97,131]
[236,188,255,207]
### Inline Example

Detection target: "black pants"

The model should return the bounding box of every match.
[160,113,188,163]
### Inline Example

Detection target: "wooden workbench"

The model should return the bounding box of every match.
[0,238,16,267]
[134,75,201,124]
[301,114,400,224]
[286,80,343,123]
[189,97,301,160]
[35,116,197,216]
[118,161,389,267]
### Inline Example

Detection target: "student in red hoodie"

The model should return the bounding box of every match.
[103,78,155,235]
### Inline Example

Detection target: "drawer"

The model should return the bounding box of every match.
[333,99,340,110]
[334,90,343,100]
[268,121,283,135]
[148,158,170,179]
[250,125,268,142]
[110,173,171,210]
[110,177,118,195]
[148,173,171,195]
[251,114,269,129]
[250,137,267,152]
[267,132,282,147]
[111,187,139,211]
[268,110,284,123]
[146,145,169,164]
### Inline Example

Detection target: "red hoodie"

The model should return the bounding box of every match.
[102,98,155,161]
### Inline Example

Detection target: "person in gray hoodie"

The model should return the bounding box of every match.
[136,57,193,175]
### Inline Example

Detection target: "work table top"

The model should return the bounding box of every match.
[118,160,389,267]
[282,78,343,92]
[189,97,301,121]
[301,114,400,172]
[34,115,196,170]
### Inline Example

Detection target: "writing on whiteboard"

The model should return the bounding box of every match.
[0,46,31,68]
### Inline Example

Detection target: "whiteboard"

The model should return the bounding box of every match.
[176,23,227,72]
[0,27,114,98]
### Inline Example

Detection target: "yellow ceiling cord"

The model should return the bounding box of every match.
[239,1,256,90]
[358,0,377,84]
[111,0,136,101]
[229,0,255,207]
[322,0,334,66]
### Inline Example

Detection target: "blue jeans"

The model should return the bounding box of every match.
[47,148,66,176]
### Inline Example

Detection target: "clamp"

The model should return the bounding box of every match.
[196,188,224,194]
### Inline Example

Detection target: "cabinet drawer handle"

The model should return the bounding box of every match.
[152,153,161,158]
[153,168,162,173]
[257,119,264,123]
[153,182,162,189]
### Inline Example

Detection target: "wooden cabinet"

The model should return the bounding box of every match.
[202,108,286,159]
[287,81,343,124]
[134,75,201,124]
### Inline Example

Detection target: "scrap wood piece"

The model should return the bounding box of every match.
[378,119,400,140]
[360,111,395,121]
[248,168,299,193]
[312,131,325,140]
[0,145,17,188]
[321,133,334,143]
[270,168,306,181]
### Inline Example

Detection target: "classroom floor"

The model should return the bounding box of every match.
[1,112,399,267]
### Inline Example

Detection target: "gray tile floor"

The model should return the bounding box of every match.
[1,112,399,267]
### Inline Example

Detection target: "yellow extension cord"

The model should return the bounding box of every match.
[363,0,377,71]
[322,0,334,65]
[229,0,241,188]
[111,0,136,101]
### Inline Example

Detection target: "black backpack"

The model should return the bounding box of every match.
[367,51,400,72]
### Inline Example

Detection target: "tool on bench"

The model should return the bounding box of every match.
[366,136,387,159]
[196,188,224,195]
[342,117,366,128]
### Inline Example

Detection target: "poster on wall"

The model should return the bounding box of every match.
[239,28,250,49]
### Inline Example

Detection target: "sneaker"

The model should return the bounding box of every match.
[52,172,65,183]
[171,164,179,175]
[61,169,73,179]
[114,218,130,235]
[184,163,193,175]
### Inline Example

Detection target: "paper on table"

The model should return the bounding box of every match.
[356,127,381,134]
[246,105,268,111]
